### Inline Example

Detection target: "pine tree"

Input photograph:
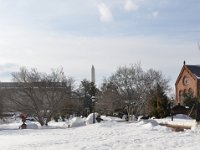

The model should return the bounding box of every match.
[148,84,170,118]
[78,79,98,116]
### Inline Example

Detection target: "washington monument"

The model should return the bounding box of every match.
[91,65,95,83]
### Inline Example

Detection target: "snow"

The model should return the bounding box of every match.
[156,114,196,127]
[85,112,98,125]
[1,115,200,150]
[26,123,39,129]
[68,117,85,128]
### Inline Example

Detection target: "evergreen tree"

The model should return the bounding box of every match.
[182,92,196,118]
[148,84,170,118]
[78,79,98,116]
[183,88,200,120]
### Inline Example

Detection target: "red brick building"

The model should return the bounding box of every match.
[175,61,200,104]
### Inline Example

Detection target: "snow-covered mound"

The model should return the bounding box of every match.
[101,115,124,122]
[69,117,85,127]
[137,119,159,129]
[155,114,195,128]
[173,114,192,120]
[85,113,98,125]
[0,117,21,124]
[26,123,38,129]
[121,115,137,121]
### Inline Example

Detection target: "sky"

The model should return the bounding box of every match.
[0,0,200,92]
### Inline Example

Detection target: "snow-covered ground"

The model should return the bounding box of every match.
[1,115,200,150]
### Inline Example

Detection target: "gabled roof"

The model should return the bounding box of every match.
[175,63,200,85]
[186,65,200,79]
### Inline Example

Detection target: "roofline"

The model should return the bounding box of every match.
[175,64,197,86]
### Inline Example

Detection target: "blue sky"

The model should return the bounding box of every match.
[0,0,200,92]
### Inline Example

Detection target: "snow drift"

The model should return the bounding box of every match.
[85,113,98,125]
[69,117,85,128]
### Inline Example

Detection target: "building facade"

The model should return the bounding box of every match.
[175,61,200,104]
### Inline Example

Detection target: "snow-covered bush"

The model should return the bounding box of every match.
[122,115,127,120]
[19,123,39,129]
[26,123,39,129]
[137,119,159,130]
[69,117,85,128]
[173,114,192,120]
[85,113,98,125]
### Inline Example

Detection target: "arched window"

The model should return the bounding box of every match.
[179,90,184,102]
[188,88,193,97]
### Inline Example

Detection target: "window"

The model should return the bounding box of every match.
[188,88,193,97]
[183,76,189,86]
[179,90,184,102]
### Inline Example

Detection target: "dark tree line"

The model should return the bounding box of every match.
[182,88,200,121]
[0,63,171,124]
[0,90,4,118]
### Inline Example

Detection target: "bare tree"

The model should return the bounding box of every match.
[108,64,144,120]
[6,67,74,126]
[0,90,4,118]
[0,86,9,119]
[107,63,170,121]
[96,81,124,115]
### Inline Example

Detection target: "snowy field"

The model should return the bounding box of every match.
[1,115,200,150]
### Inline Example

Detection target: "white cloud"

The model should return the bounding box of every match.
[97,3,113,22]
[124,0,139,11]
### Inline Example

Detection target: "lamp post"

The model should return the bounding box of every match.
[91,96,96,124]
[170,97,174,121]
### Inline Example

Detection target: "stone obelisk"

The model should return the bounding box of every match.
[91,65,95,83]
